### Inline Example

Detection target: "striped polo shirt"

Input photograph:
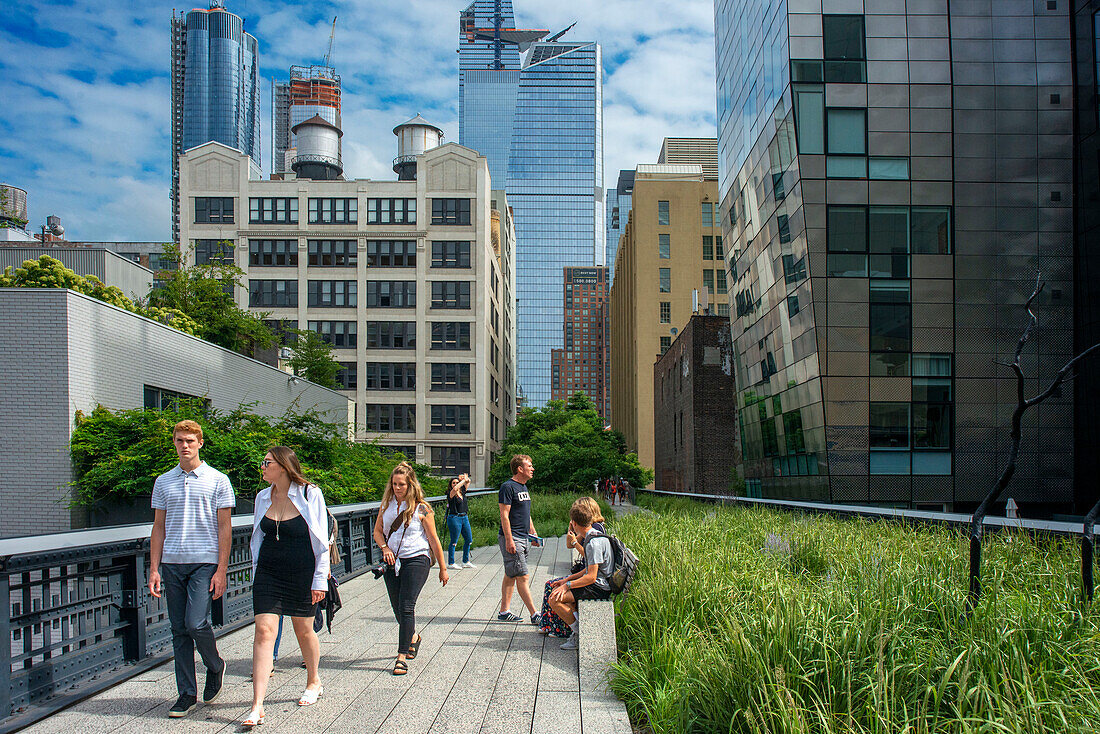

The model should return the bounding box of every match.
[152,462,236,564]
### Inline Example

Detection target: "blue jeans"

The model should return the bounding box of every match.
[447,514,472,564]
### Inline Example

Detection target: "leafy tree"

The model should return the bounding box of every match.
[145,242,276,355]
[288,328,341,389]
[486,391,653,492]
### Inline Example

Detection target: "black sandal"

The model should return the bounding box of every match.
[392,659,408,676]
[406,635,421,660]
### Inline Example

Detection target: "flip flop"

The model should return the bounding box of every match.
[406,634,421,660]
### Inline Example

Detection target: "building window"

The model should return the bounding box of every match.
[381,445,416,459]
[365,404,415,432]
[249,279,298,307]
[308,321,356,348]
[911,207,952,254]
[826,205,869,277]
[365,321,416,349]
[431,405,471,433]
[431,281,472,309]
[336,362,357,390]
[364,362,416,390]
[716,268,728,292]
[783,254,807,284]
[715,235,724,259]
[823,14,866,82]
[786,293,800,317]
[826,108,867,178]
[716,302,730,318]
[660,336,671,354]
[658,233,670,259]
[870,280,911,354]
[703,236,714,260]
[793,87,825,154]
[657,200,670,226]
[431,446,471,474]
[660,301,671,323]
[432,241,472,268]
[144,385,207,411]
[366,240,416,267]
[366,198,416,224]
[308,198,357,224]
[249,197,298,224]
[431,322,471,350]
[249,239,297,267]
[194,197,233,224]
[701,201,715,227]
[869,207,910,279]
[364,280,416,308]
[194,240,234,265]
[263,319,298,346]
[308,240,357,267]
[659,268,671,293]
[308,280,357,307]
[703,269,715,291]
[431,363,472,392]
[431,198,471,225]
[870,157,910,180]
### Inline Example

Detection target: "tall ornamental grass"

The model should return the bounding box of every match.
[609,496,1100,734]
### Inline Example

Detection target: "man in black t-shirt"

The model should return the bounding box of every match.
[497,454,540,623]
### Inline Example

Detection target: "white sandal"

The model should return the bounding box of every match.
[242,709,265,726]
[298,685,323,706]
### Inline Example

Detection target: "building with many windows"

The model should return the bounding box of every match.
[606,170,634,287]
[178,131,516,484]
[273,65,342,176]
[610,148,726,478]
[459,0,603,407]
[716,0,1074,513]
[550,267,610,419]
[171,0,262,242]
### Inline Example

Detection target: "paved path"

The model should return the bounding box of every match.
[21,531,630,734]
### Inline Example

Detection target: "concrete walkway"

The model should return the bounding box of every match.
[21,532,631,734]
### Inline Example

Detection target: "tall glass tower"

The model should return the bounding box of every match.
[459,0,603,407]
[171,0,261,241]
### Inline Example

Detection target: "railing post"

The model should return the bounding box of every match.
[118,543,147,662]
[1083,499,1100,602]
[0,564,10,719]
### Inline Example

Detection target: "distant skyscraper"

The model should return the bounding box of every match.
[551,267,610,420]
[170,0,261,242]
[273,65,342,175]
[606,169,634,287]
[459,0,604,407]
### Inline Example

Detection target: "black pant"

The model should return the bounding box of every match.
[383,555,430,655]
[162,563,224,697]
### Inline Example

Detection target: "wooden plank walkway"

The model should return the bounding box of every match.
[21,533,629,734]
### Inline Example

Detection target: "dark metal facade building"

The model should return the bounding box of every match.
[717,0,1075,513]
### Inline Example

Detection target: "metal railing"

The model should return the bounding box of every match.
[0,489,494,732]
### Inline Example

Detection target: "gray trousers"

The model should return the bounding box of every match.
[162,563,223,697]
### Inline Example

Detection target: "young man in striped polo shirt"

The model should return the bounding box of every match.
[148,420,235,718]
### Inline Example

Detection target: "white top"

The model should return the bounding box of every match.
[250,482,331,591]
[381,499,431,575]
[152,462,235,564]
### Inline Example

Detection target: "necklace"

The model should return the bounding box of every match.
[275,490,291,541]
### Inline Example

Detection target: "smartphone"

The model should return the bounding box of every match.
[529,535,543,547]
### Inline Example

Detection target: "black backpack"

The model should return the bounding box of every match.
[581,530,639,595]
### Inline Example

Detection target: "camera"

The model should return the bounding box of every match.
[370,563,389,579]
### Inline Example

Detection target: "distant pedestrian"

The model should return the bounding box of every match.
[497,454,541,624]
[244,447,331,727]
[548,498,616,650]
[148,420,233,719]
[373,462,449,676]
[446,473,475,569]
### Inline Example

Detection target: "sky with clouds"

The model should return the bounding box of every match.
[0,0,717,242]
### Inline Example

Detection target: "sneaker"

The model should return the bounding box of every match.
[448,562,462,570]
[530,613,542,626]
[168,694,197,718]
[202,665,224,704]
[560,636,579,650]
[462,561,477,569]
[548,629,571,639]
[497,611,522,622]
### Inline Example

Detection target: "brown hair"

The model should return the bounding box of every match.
[575,496,604,524]
[510,454,532,474]
[173,420,204,441]
[381,462,427,533]
[267,446,311,496]
[570,497,600,527]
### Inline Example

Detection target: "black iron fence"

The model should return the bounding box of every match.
[0,489,494,733]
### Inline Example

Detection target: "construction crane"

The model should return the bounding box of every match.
[323,16,337,68]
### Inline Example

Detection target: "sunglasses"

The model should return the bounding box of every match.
[259,459,274,469]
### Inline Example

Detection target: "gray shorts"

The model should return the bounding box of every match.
[499,534,529,578]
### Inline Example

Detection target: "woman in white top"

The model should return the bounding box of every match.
[372,462,448,676]
[243,447,330,727]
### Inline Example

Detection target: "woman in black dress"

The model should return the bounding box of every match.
[244,447,330,727]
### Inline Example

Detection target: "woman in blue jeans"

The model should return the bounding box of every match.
[446,474,475,569]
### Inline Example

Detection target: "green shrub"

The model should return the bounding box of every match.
[614,497,1100,734]
[70,402,443,507]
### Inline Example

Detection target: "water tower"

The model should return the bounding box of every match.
[392,114,444,180]
[291,115,343,180]
[0,184,29,230]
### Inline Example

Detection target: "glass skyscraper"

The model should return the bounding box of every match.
[605,169,634,287]
[459,0,603,407]
[171,0,261,241]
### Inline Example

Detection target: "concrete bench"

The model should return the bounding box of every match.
[578,597,632,733]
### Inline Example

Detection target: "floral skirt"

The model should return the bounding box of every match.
[538,576,572,637]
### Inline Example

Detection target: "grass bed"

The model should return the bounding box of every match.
[609,494,1100,734]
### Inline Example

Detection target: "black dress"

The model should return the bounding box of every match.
[253,514,316,617]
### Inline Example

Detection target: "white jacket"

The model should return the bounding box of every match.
[251,482,331,591]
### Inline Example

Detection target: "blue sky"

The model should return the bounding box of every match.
[0,0,717,242]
